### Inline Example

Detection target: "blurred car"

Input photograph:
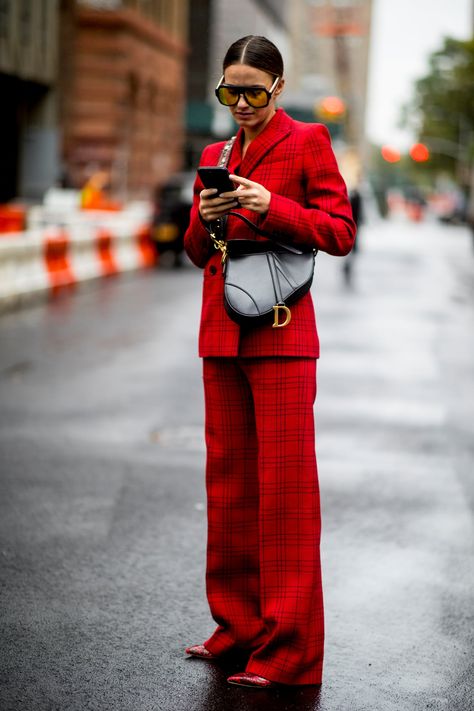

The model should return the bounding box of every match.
[152,171,195,266]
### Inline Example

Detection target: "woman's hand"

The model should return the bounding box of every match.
[199,189,239,222]
[199,175,271,221]
[226,175,271,215]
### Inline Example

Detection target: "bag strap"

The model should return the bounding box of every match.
[218,136,237,168]
[203,137,235,260]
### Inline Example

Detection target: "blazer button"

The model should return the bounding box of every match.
[209,265,217,275]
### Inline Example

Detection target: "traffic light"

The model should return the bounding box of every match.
[380,145,401,163]
[409,143,430,162]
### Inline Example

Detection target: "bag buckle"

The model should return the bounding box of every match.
[272,304,291,328]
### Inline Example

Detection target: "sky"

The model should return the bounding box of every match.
[366,0,472,148]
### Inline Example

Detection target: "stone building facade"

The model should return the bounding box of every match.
[61,0,189,199]
[0,0,189,203]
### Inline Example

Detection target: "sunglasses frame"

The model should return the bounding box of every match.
[215,75,280,108]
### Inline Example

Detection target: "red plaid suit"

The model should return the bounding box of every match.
[184,110,355,685]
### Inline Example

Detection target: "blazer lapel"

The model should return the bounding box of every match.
[238,109,293,179]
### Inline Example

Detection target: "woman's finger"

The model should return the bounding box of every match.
[200,188,218,199]
[229,175,254,188]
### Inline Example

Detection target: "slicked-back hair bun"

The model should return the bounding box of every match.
[223,35,284,78]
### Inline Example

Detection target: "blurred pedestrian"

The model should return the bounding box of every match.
[80,167,121,211]
[184,35,355,689]
[342,185,364,283]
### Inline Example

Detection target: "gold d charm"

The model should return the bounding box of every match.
[272,304,291,328]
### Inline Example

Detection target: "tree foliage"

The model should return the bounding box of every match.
[402,37,474,183]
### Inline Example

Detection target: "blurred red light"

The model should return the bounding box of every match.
[410,143,430,162]
[320,96,346,116]
[317,96,346,121]
[381,145,401,163]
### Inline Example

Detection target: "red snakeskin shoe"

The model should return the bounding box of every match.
[227,672,276,688]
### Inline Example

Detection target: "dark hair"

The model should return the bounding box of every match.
[223,35,284,78]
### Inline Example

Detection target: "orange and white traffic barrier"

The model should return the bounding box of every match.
[0,213,157,312]
[96,227,119,277]
[0,229,49,309]
[43,226,76,293]
[135,224,156,268]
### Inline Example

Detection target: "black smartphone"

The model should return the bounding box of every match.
[198,166,235,195]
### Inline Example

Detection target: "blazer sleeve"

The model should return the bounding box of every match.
[261,124,356,256]
[183,144,221,268]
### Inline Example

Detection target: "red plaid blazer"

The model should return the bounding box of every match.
[184,109,356,358]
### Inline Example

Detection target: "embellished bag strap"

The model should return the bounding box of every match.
[218,135,237,168]
[207,136,236,261]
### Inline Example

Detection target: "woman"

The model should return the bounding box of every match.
[184,35,355,688]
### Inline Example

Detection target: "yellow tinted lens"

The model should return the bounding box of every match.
[218,87,239,105]
[244,89,268,107]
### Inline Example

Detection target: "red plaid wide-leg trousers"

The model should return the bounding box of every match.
[202,357,324,685]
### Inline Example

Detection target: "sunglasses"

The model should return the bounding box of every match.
[215,75,280,108]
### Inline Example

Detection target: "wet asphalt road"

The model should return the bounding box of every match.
[0,216,473,711]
